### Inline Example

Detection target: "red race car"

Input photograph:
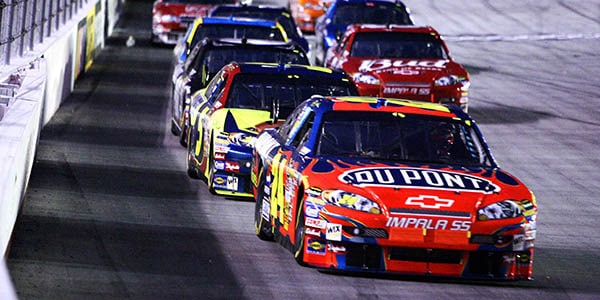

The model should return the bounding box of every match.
[324,25,471,111]
[152,0,236,45]
[252,96,536,280]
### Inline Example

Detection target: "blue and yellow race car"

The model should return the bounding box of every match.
[186,62,357,198]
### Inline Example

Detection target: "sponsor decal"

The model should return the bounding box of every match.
[226,176,239,191]
[254,133,279,157]
[328,244,346,253]
[339,167,500,194]
[214,175,226,186]
[513,234,525,251]
[260,198,270,220]
[214,145,230,152]
[305,217,326,229]
[214,160,225,170]
[405,195,454,209]
[307,239,326,255]
[225,161,240,172]
[214,152,226,160]
[383,87,430,95]
[359,59,448,72]
[326,223,342,241]
[305,201,321,218]
[386,217,471,231]
[305,228,321,237]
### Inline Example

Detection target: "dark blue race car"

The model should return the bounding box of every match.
[210,4,310,54]
[314,0,413,65]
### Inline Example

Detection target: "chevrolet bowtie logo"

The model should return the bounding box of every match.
[405,195,454,209]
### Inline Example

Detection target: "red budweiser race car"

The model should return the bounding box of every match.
[324,25,471,111]
[152,0,236,45]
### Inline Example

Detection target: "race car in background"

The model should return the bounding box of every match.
[252,96,537,280]
[210,4,310,54]
[324,25,470,111]
[151,0,237,45]
[289,0,329,33]
[170,38,310,146]
[314,0,413,65]
[173,16,289,63]
[186,63,358,198]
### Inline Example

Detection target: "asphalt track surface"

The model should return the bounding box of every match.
[6,0,600,299]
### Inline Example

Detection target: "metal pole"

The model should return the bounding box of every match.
[19,0,28,56]
[5,0,15,65]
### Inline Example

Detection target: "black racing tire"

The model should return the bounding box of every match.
[186,125,201,179]
[207,135,217,195]
[254,169,274,241]
[179,123,188,147]
[170,119,180,136]
[293,194,307,266]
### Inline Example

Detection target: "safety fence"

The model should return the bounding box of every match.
[0,0,89,65]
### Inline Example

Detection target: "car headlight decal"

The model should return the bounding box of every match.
[477,200,524,220]
[352,73,381,86]
[160,14,179,23]
[434,75,460,87]
[322,190,381,214]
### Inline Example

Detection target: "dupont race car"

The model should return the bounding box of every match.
[151,0,237,45]
[324,25,471,111]
[170,38,309,146]
[252,96,537,280]
[210,4,310,53]
[314,0,413,65]
[186,63,358,198]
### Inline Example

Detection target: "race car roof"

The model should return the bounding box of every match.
[347,24,438,35]
[235,63,350,79]
[210,4,289,15]
[192,16,280,27]
[308,96,470,119]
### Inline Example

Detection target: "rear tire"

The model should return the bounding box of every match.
[179,123,188,147]
[254,169,274,241]
[293,195,307,266]
[170,119,180,136]
[207,136,217,195]
[186,122,200,179]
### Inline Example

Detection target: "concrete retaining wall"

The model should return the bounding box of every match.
[0,0,123,295]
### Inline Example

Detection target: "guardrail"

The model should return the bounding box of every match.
[0,0,88,66]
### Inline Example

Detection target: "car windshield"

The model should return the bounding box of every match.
[201,47,309,78]
[225,73,357,119]
[332,3,412,25]
[163,0,234,4]
[190,24,285,50]
[317,111,491,166]
[350,32,448,59]
[211,9,299,39]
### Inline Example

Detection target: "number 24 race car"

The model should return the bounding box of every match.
[252,96,537,280]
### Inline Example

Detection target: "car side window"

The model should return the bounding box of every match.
[278,102,307,140]
[290,112,314,149]
[205,71,228,105]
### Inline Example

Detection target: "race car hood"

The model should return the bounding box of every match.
[345,58,467,82]
[304,158,532,216]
